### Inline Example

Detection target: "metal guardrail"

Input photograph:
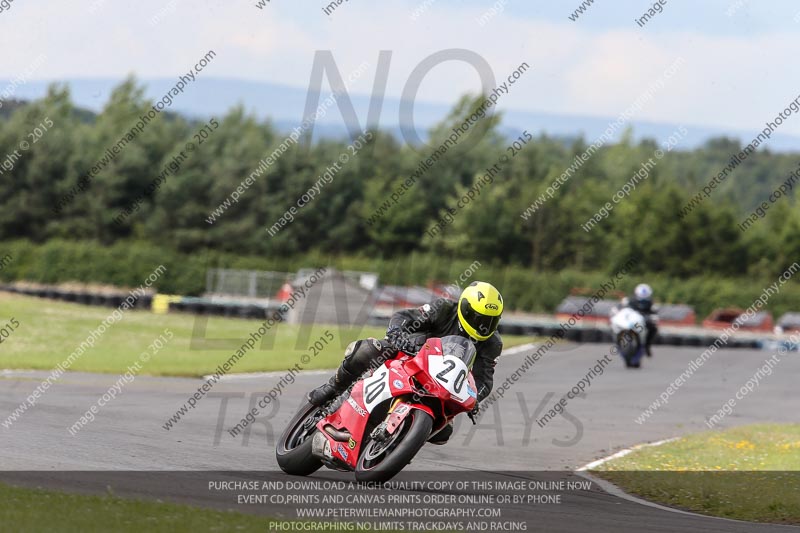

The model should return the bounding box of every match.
[205,269,292,299]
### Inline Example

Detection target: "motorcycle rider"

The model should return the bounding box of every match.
[307,281,504,445]
[622,283,658,357]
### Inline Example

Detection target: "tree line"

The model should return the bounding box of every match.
[1,78,798,285]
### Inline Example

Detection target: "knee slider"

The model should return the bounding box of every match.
[343,338,380,374]
[344,340,358,357]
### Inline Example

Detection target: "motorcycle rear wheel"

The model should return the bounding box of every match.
[276,401,324,476]
[355,409,433,483]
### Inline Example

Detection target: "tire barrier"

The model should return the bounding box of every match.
[493,319,776,351]
[0,284,779,348]
[0,284,282,321]
[0,284,153,310]
[166,297,281,320]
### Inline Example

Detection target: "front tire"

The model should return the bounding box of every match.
[355,409,433,483]
[617,331,640,365]
[276,401,324,476]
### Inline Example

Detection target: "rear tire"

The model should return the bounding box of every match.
[276,401,324,476]
[355,410,433,483]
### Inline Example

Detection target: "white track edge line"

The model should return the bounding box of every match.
[202,369,330,381]
[577,437,679,471]
[576,438,800,529]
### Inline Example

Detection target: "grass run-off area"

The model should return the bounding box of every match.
[0,482,398,533]
[0,482,273,533]
[593,423,800,525]
[0,293,537,377]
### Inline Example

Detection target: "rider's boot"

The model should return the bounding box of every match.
[427,422,453,445]
[307,366,359,407]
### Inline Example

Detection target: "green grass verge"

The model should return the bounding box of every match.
[0,482,399,533]
[0,482,272,533]
[593,423,800,524]
[0,293,537,377]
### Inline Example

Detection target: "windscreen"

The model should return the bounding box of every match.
[440,335,477,369]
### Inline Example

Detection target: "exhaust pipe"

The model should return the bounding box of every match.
[312,431,332,459]
[323,425,351,442]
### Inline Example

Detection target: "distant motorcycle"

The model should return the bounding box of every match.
[610,307,647,368]
[276,335,478,482]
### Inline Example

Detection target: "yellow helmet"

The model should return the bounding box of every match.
[457,281,503,341]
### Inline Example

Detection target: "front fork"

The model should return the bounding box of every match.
[369,397,406,442]
[371,395,441,443]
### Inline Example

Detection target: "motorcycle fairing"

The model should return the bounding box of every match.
[316,336,477,468]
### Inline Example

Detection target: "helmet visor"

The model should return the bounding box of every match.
[460,299,500,339]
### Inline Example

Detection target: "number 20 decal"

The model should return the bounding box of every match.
[364,371,387,403]
[429,355,470,401]
[435,359,466,394]
[435,359,456,382]
[361,370,391,412]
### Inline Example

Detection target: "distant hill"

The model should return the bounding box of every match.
[3,77,800,151]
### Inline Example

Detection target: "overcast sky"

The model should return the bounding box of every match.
[2,0,799,135]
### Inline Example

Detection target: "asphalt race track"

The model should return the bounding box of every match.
[1,344,798,532]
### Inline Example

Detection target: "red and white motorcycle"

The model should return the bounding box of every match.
[276,335,478,482]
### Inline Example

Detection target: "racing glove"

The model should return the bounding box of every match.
[385,325,418,354]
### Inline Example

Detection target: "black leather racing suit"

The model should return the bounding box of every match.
[336,298,503,402]
[388,298,503,402]
[627,297,658,351]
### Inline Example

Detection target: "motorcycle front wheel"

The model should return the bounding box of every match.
[355,409,433,483]
[617,331,641,366]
